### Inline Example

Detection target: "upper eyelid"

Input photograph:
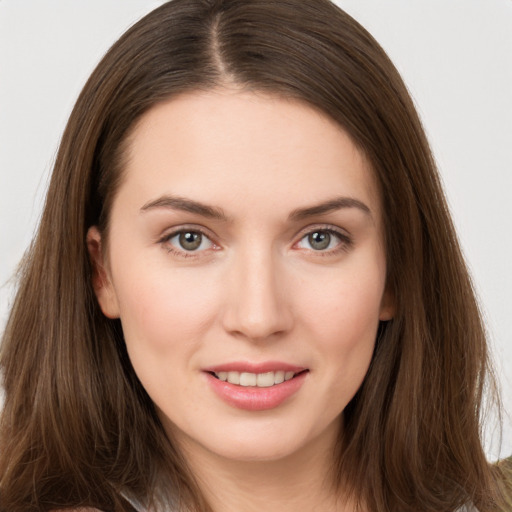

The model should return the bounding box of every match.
[294,223,351,240]
[159,227,218,258]
[292,225,353,254]
[156,223,351,248]
[158,224,216,243]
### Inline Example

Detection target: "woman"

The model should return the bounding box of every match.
[0,0,510,511]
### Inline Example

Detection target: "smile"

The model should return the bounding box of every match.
[211,370,297,387]
[204,364,309,411]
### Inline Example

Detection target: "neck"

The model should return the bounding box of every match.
[173,419,357,512]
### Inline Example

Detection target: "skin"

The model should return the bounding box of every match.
[88,88,394,512]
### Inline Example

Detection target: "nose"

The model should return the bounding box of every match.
[221,247,293,342]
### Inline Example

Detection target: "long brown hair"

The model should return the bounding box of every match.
[1,1,510,511]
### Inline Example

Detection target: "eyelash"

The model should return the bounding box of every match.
[158,226,218,258]
[158,225,352,258]
[294,225,353,256]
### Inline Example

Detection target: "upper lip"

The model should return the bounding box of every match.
[202,361,307,374]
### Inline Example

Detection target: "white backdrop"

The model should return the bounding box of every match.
[0,0,511,459]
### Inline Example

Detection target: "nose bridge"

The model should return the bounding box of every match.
[222,242,291,340]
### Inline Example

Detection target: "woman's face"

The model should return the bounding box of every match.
[89,89,394,463]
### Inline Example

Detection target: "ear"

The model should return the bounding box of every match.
[86,226,120,319]
[379,286,396,321]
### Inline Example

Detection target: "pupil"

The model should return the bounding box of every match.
[179,232,202,251]
[309,231,330,250]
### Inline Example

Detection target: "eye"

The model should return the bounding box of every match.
[295,228,349,253]
[166,230,214,253]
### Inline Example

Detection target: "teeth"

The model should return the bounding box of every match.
[239,372,257,386]
[214,370,298,387]
[227,371,240,385]
[256,372,274,387]
[274,370,285,384]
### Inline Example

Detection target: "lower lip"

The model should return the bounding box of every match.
[205,372,308,411]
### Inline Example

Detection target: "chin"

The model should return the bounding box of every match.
[166,413,341,466]
[211,435,304,462]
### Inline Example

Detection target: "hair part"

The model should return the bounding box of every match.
[1,1,510,511]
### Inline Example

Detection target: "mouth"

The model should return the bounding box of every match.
[204,365,309,410]
[207,369,308,388]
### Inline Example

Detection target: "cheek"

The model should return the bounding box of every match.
[110,263,224,407]
[297,266,385,348]
[294,258,385,401]
[111,261,221,354]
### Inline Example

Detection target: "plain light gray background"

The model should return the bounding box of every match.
[1,0,511,459]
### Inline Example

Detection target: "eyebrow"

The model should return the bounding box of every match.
[140,195,228,221]
[140,194,371,222]
[288,196,371,221]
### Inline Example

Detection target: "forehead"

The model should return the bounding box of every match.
[117,88,381,222]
